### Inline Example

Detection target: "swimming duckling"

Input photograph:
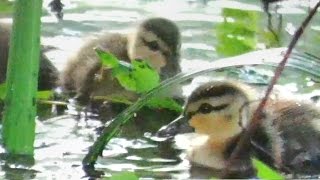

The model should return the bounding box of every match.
[183,81,256,176]
[184,80,320,176]
[60,17,181,105]
[0,23,58,90]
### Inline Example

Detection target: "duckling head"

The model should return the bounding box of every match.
[185,81,253,140]
[127,17,181,79]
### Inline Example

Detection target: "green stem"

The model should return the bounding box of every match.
[2,0,42,155]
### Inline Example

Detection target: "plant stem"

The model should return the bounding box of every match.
[2,0,42,155]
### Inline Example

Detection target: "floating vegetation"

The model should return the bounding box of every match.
[96,49,182,112]
[216,8,260,57]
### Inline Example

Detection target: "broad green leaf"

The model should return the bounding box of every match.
[131,60,160,93]
[252,158,284,180]
[216,8,259,57]
[0,83,6,100]
[216,35,256,56]
[109,172,139,180]
[112,65,137,91]
[147,97,183,112]
[96,50,178,111]
[96,48,119,68]
[36,90,54,100]
[222,8,259,31]
[216,23,256,38]
[97,49,160,93]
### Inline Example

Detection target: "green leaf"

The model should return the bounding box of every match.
[96,48,120,68]
[113,65,137,91]
[252,158,284,180]
[36,90,54,100]
[147,97,183,112]
[97,49,160,93]
[131,60,160,93]
[109,172,139,180]
[95,50,179,111]
[216,35,255,56]
[216,23,256,38]
[0,83,7,100]
[222,8,259,31]
[216,8,260,57]
[112,60,160,93]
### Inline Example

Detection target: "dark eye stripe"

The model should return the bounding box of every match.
[211,104,229,111]
[185,103,229,119]
[142,38,160,51]
[197,103,229,114]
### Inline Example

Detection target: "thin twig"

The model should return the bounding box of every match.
[222,1,320,177]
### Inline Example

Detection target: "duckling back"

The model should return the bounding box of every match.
[254,100,320,175]
[60,33,129,98]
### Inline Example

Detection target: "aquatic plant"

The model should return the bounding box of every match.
[2,0,42,155]
[95,49,182,112]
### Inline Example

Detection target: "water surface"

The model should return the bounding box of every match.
[1,0,320,179]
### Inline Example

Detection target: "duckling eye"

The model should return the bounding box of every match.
[198,103,229,114]
[198,103,214,114]
[146,40,160,51]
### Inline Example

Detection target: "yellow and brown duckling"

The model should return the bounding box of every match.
[60,17,181,105]
[183,81,256,176]
[182,80,320,176]
[0,23,58,90]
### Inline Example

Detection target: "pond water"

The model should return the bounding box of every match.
[1,0,320,179]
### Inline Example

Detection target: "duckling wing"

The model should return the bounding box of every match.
[271,103,320,175]
[280,119,320,175]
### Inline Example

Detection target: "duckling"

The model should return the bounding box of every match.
[183,81,256,176]
[60,17,181,105]
[253,99,320,175]
[0,23,58,90]
[184,80,320,176]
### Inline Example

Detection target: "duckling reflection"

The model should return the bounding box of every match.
[169,80,320,177]
[61,17,181,105]
[0,23,58,90]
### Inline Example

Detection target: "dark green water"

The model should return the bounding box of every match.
[1,0,320,179]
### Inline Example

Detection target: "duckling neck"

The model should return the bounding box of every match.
[186,133,243,170]
[207,137,229,152]
[207,132,244,159]
[227,133,254,163]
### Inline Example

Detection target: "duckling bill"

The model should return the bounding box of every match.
[60,17,181,105]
